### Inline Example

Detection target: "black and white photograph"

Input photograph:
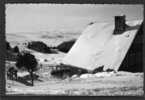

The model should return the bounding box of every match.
[5,4,144,96]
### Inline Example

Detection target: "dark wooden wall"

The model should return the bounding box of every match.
[119,22,143,72]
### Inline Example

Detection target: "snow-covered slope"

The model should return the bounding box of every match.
[62,20,143,71]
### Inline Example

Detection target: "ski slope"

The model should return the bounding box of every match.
[62,20,143,71]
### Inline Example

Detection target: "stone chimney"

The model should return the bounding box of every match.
[114,15,126,34]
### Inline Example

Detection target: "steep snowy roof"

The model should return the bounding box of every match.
[62,19,143,71]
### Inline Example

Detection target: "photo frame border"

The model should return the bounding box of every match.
[0,0,144,100]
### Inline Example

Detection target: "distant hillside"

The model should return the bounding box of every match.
[27,41,57,54]
[56,39,76,53]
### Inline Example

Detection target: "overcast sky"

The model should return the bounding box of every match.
[6,4,143,33]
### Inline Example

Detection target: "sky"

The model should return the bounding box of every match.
[6,4,143,33]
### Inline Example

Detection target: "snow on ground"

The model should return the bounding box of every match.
[5,51,144,96]
[6,71,143,96]
[17,72,30,77]
[32,51,66,65]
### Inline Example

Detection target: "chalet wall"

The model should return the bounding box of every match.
[119,22,143,72]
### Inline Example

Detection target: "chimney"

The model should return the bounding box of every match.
[114,15,126,34]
